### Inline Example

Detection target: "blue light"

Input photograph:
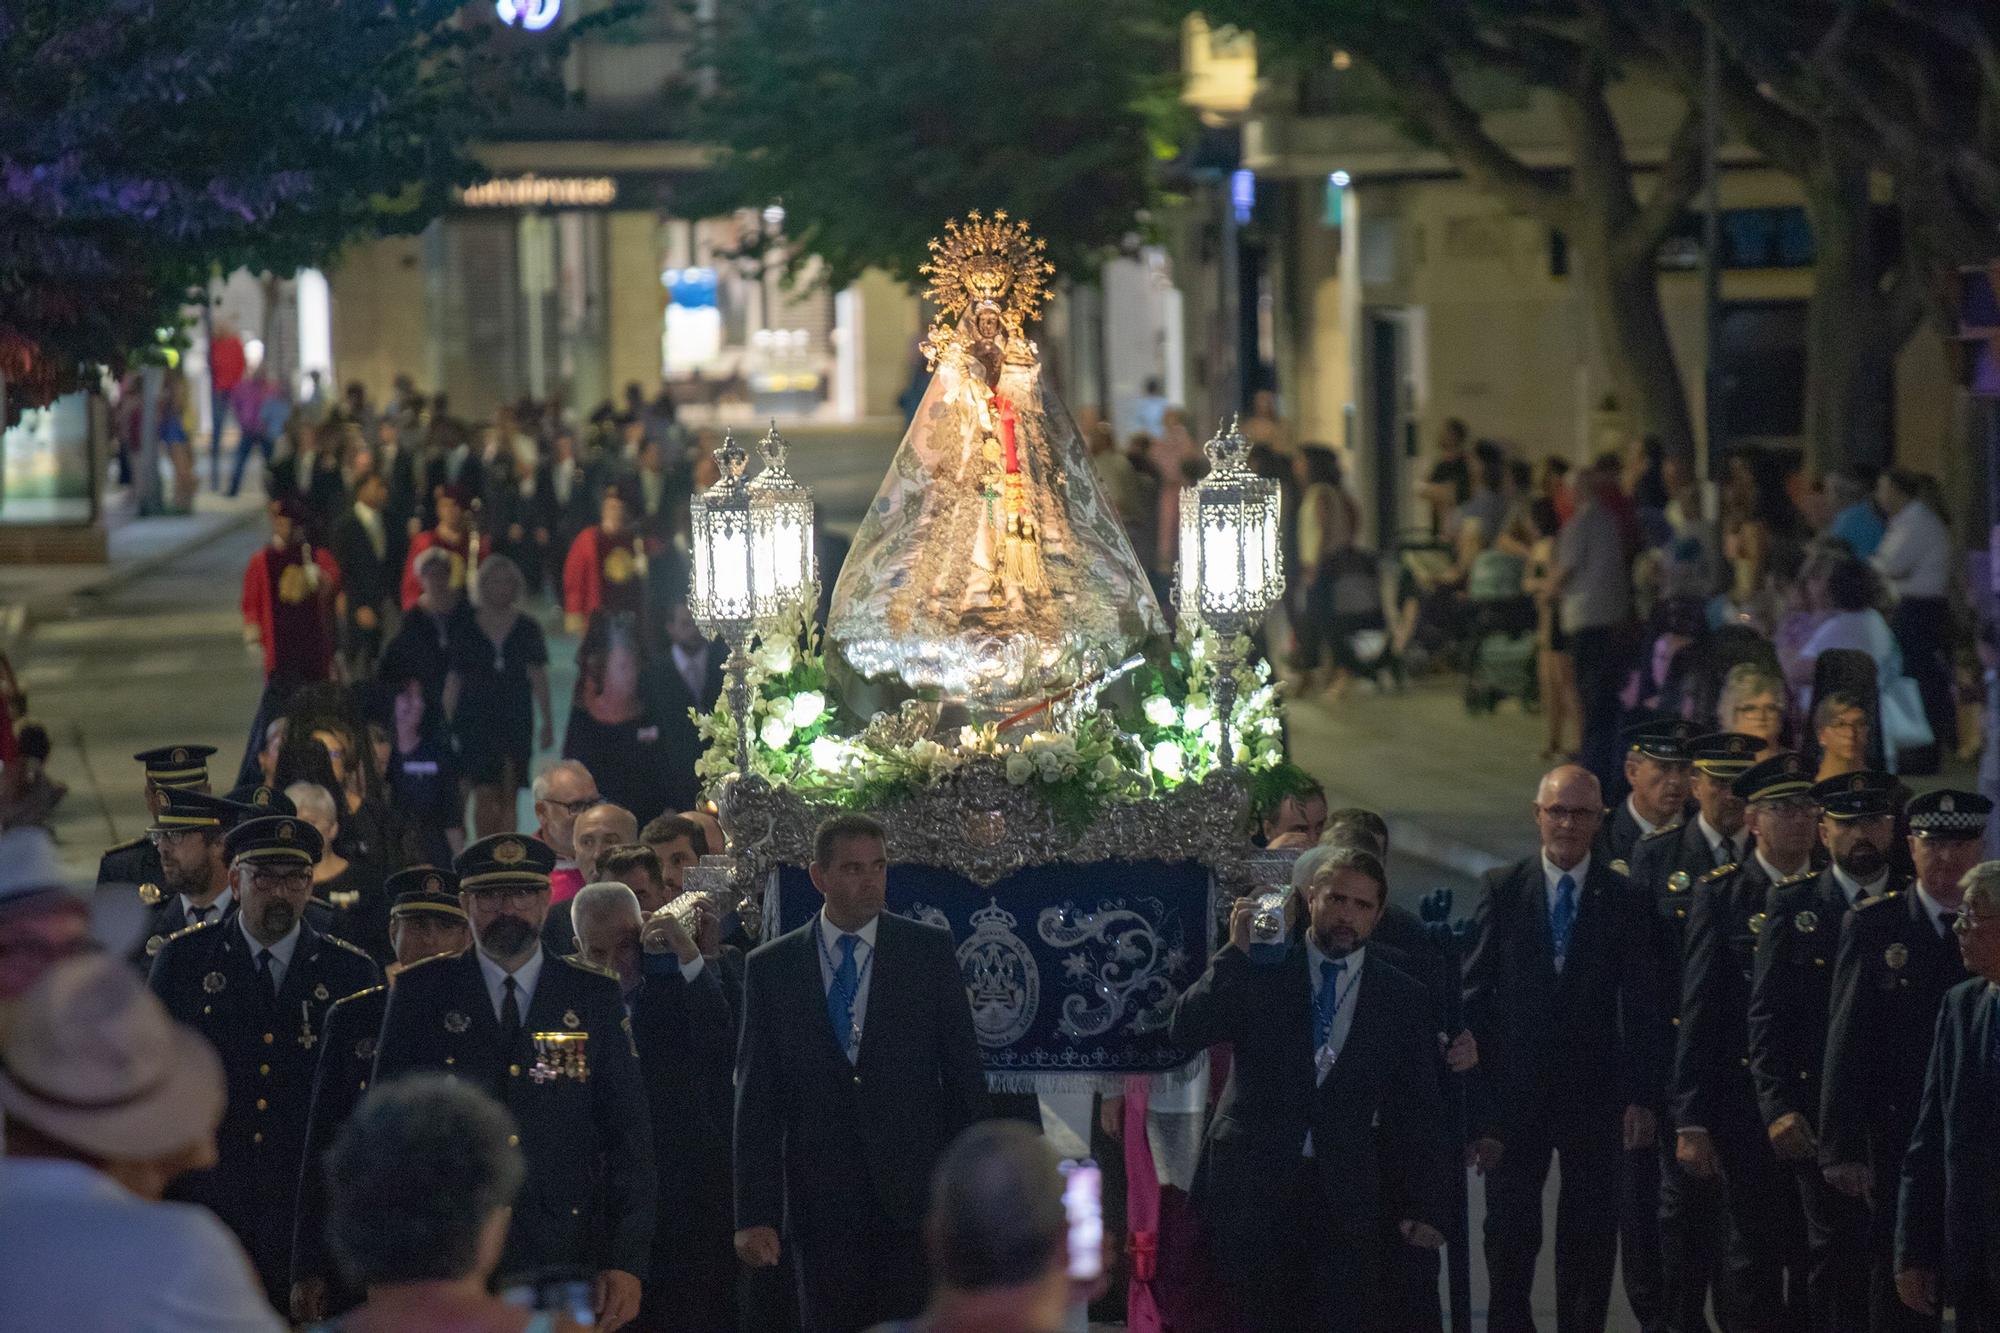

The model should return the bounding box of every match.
[1230,169,1255,224]
[495,0,561,32]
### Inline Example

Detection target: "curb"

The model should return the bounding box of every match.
[5,507,262,656]
[1388,815,1511,885]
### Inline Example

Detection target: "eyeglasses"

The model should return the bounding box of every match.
[1537,804,1603,825]
[1734,703,1784,719]
[148,828,209,847]
[1821,717,1869,734]
[546,795,602,816]
[464,887,546,909]
[248,867,313,892]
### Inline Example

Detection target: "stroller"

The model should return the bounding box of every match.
[1461,547,1539,713]
[1323,547,1400,691]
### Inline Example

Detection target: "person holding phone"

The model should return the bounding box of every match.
[1169,844,1454,1332]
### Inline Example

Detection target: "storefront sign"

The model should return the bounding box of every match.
[460,174,616,209]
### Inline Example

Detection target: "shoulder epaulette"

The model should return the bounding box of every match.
[1774,869,1820,891]
[333,983,386,1006]
[1639,824,1682,843]
[385,949,460,980]
[1857,890,1903,910]
[163,917,221,944]
[561,954,619,981]
[319,934,376,961]
[103,836,146,855]
[1700,862,1738,883]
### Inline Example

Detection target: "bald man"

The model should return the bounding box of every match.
[543,803,638,957]
[1464,764,1658,1333]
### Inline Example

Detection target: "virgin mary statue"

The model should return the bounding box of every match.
[827,212,1165,719]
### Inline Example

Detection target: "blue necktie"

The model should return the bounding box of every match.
[827,933,860,1059]
[1312,958,1345,1051]
[1551,873,1577,971]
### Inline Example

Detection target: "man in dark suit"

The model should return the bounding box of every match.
[329,469,399,677]
[1674,751,1818,1329]
[371,834,655,1333]
[1822,788,1992,1333]
[733,813,990,1333]
[568,880,739,1333]
[1170,844,1453,1332]
[289,870,470,1323]
[1463,763,1657,1333]
[1628,730,1758,1333]
[654,600,726,817]
[536,428,600,593]
[148,814,381,1307]
[1895,860,2000,1329]
[1748,770,1904,1330]
[1600,717,1697,873]
[97,743,215,891]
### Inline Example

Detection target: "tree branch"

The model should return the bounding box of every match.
[1379,57,1570,229]
[1629,105,1706,254]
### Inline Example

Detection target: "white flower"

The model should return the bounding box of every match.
[809,736,850,772]
[787,690,826,730]
[1150,740,1186,782]
[1258,715,1283,737]
[1094,754,1123,784]
[759,716,794,750]
[1188,635,1206,660]
[1183,698,1213,732]
[1035,751,1066,782]
[1142,695,1178,728]
[753,639,794,675]
[1248,684,1275,712]
[1005,753,1036,785]
[1200,720,1223,750]
[960,725,983,750]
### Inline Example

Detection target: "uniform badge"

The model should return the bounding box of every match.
[494,838,526,866]
[562,1009,581,1030]
[145,934,166,958]
[1748,912,1767,935]
[313,983,329,1002]
[424,873,443,893]
[138,882,163,906]
[444,1010,471,1034]
[171,747,188,764]
[1668,870,1691,894]
[1794,911,1819,934]
[529,1031,588,1083]
[1885,943,1909,969]
[203,971,227,994]
[277,821,296,841]
[355,1037,377,1062]
[1610,858,1629,877]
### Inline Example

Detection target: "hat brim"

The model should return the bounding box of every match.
[0,1024,224,1161]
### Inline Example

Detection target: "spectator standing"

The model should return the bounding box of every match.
[329,469,398,678]
[445,557,553,839]
[564,490,649,634]
[384,671,465,868]
[1148,407,1200,571]
[562,613,678,826]
[1423,417,1472,533]
[656,600,726,818]
[1827,468,1887,559]
[1717,662,1790,762]
[379,546,465,718]
[1556,454,1636,792]
[1523,497,1579,760]
[1293,445,1362,699]
[0,954,283,1333]
[1873,469,1957,763]
[531,759,602,905]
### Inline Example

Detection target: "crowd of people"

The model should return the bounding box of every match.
[5,371,2000,1333]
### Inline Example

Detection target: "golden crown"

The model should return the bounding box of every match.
[919,210,1055,367]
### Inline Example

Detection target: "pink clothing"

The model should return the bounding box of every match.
[549,865,584,904]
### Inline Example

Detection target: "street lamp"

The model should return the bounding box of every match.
[1174,415,1284,767]
[690,430,758,776]
[746,421,818,621]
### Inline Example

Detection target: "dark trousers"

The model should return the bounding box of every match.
[1657,1137,1726,1333]
[1569,624,1628,799]
[1620,1138,1666,1332]
[1890,597,1956,754]
[637,1209,737,1333]
[1205,1154,1381,1333]
[228,429,273,497]
[792,1219,926,1333]
[1716,1122,1808,1331]
[1793,1162,1868,1331]
[1483,1111,1621,1333]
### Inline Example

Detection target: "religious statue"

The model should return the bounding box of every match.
[827,212,1165,719]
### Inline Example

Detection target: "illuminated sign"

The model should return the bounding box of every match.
[460,174,618,208]
[495,0,561,32]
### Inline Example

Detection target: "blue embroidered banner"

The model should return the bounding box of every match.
[771,859,1215,1089]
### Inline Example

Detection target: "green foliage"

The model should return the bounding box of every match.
[681,0,1185,289]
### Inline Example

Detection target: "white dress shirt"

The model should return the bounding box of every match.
[353,500,387,561]
[1830,864,1888,908]
[673,642,712,699]
[1914,883,1956,939]
[1755,850,1811,888]
[0,1159,284,1333]
[477,943,546,1023]
[1873,499,1950,599]
[238,914,300,992]
[1303,940,1366,1157]
[1695,814,1747,868]
[815,911,879,1058]
[1625,798,1661,840]
[181,887,233,928]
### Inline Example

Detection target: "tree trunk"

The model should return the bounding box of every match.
[1579,220,1701,462]
[137,364,164,516]
[1799,149,1897,474]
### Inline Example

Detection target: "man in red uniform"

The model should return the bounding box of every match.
[242,497,341,685]
[562,486,648,633]
[398,482,484,610]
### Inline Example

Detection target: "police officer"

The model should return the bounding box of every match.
[147,813,380,1307]
[371,834,654,1331]
[128,789,237,966]
[1673,750,1817,1329]
[1629,731,1758,1333]
[1821,788,1993,1333]
[1602,718,1698,872]
[290,866,471,1324]
[97,743,216,891]
[1748,770,1903,1329]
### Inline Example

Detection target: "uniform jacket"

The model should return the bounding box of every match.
[1672,857,1792,1149]
[96,836,164,891]
[371,947,656,1281]
[148,915,379,1298]
[290,983,387,1303]
[733,912,989,1238]
[1462,855,1654,1142]
[1169,945,1453,1236]
[1628,819,1733,1112]
[1819,889,1967,1179]
[1896,976,2000,1301]
[1748,867,1901,1133]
